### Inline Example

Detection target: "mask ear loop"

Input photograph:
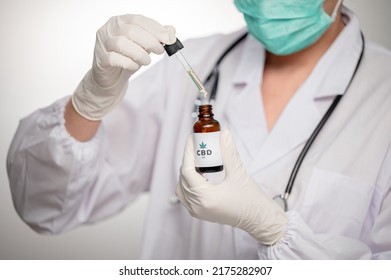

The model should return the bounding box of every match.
[331,0,343,21]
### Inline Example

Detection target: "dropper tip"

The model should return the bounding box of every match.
[200,92,209,105]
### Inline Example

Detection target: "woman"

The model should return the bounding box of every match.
[7,0,391,259]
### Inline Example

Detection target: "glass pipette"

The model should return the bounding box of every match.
[164,38,208,98]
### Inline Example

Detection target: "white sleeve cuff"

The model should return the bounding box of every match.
[37,96,103,163]
[257,210,372,259]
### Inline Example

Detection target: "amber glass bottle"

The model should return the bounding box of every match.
[193,105,223,173]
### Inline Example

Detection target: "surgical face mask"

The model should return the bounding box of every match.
[234,0,343,55]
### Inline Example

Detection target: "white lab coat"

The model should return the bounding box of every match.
[7,8,391,259]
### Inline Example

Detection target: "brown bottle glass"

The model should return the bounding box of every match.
[193,105,224,173]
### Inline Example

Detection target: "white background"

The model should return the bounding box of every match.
[1,0,390,259]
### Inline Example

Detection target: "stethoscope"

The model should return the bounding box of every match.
[191,31,365,211]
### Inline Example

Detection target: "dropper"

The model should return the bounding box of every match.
[164,39,208,98]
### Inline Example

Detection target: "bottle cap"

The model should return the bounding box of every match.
[164,38,184,56]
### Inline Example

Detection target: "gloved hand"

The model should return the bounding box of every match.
[176,130,288,245]
[72,14,176,120]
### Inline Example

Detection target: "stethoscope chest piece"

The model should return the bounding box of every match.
[273,195,288,212]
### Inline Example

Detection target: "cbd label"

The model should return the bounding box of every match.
[193,132,223,168]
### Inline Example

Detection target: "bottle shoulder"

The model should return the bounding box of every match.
[193,119,221,133]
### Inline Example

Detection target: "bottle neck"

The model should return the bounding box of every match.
[198,104,214,119]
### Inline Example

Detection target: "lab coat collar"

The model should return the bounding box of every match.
[310,6,364,100]
[231,35,265,87]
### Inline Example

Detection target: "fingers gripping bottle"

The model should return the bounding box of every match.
[193,105,223,173]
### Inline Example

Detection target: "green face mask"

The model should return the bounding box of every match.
[234,0,343,55]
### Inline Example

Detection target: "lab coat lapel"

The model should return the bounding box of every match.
[222,35,267,164]
[248,90,322,174]
[221,35,323,173]
[224,83,267,160]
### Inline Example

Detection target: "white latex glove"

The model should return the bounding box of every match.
[176,130,288,245]
[72,14,176,120]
